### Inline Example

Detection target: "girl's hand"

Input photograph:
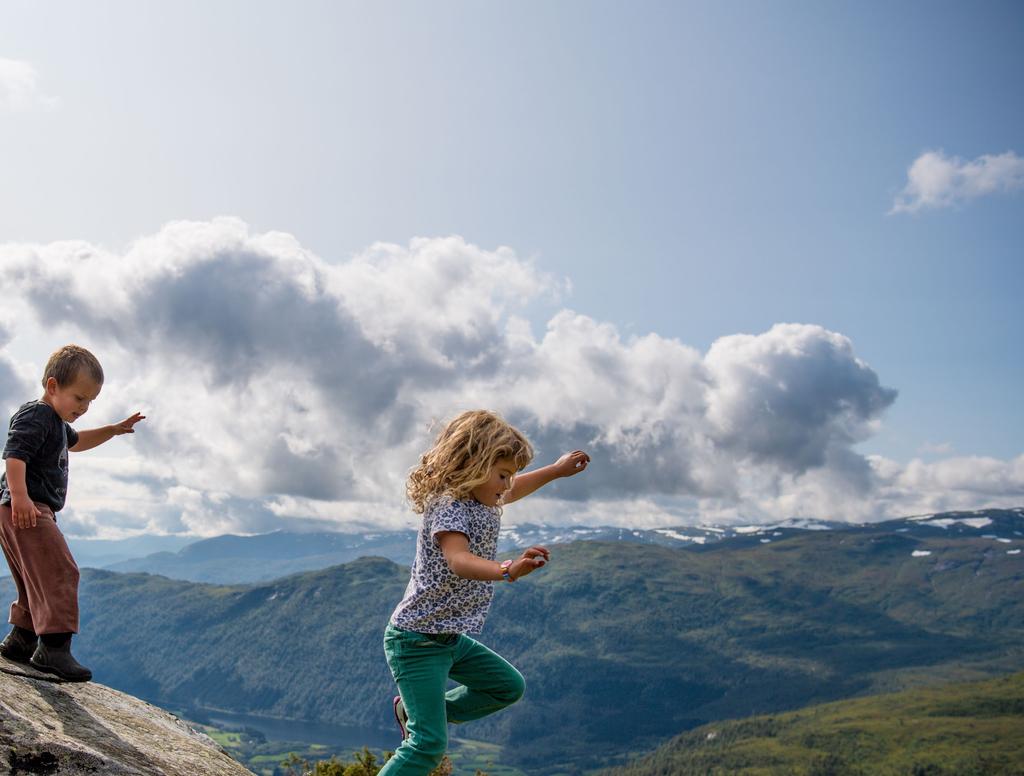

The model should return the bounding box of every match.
[552,450,590,478]
[510,545,550,580]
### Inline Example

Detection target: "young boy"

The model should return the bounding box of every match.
[0,344,144,681]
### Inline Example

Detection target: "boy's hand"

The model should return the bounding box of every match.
[10,494,42,529]
[70,413,147,452]
[510,545,551,580]
[551,450,590,478]
[111,413,146,435]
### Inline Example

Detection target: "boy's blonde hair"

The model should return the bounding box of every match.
[42,345,104,388]
[407,410,534,513]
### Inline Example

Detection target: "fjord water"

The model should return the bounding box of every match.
[197,706,396,751]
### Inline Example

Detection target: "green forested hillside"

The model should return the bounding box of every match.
[3,513,1017,773]
[77,558,406,721]
[601,671,1024,776]
[481,525,1023,770]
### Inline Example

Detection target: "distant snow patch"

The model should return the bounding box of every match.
[961,519,994,528]
[737,520,830,533]
[785,521,832,531]
[997,538,1012,543]
[1008,549,1021,555]
[760,539,772,543]
[912,550,932,557]
[922,518,993,529]
[655,529,697,542]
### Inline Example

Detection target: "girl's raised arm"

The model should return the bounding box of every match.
[504,450,590,504]
[438,531,549,581]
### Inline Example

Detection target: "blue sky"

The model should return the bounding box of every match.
[0,1,1021,536]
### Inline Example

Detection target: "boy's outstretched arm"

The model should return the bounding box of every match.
[70,412,146,453]
[504,449,590,504]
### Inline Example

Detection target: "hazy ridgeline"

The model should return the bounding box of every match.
[3,509,1018,773]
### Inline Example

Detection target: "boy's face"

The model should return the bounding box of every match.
[43,372,102,424]
[471,456,518,507]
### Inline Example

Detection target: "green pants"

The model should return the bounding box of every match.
[379,624,525,775]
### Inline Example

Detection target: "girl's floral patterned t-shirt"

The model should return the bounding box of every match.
[391,495,501,634]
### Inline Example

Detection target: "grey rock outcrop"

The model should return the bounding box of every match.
[0,657,253,775]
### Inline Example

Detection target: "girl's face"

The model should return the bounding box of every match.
[471,456,517,507]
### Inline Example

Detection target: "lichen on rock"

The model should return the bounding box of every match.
[0,656,253,775]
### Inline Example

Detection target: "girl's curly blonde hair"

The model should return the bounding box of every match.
[407,410,534,513]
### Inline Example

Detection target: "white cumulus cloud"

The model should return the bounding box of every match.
[870,454,1024,516]
[0,58,58,112]
[0,218,1017,537]
[890,149,1024,214]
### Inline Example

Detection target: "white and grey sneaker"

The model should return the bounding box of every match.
[392,695,409,740]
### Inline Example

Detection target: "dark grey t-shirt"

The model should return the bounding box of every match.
[0,400,80,512]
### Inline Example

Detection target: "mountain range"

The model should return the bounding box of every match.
[0,506,1020,773]
[49,507,1024,585]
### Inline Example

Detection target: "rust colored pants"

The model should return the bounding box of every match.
[0,502,80,635]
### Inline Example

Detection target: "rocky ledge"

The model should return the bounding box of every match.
[0,656,253,775]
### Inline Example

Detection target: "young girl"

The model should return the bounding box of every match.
[380,410,589,775]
